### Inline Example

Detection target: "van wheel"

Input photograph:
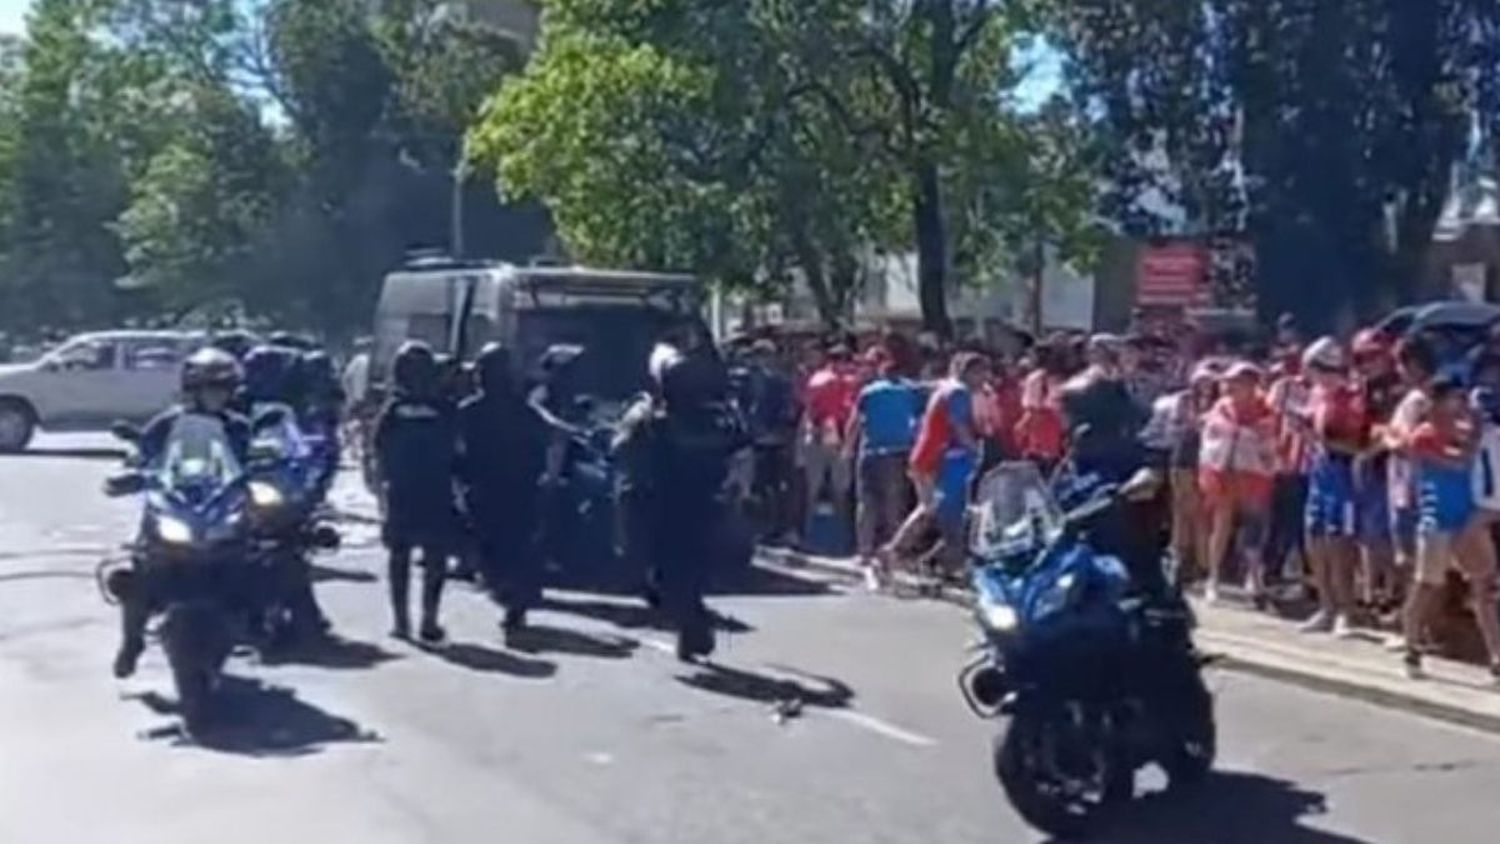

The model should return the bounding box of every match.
[0,400,35,452]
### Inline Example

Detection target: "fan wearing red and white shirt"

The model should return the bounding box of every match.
[1300,337,1364,637]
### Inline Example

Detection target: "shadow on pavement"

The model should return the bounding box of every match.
[417,640,557,679]
[676,662,855,711]
[310,562,378,584]
[2,447,126,460]
[1088,771,1374,844]
[539,595,755,635]
[131,675,380,757]
[259,634,399,671]
[712,561,836,599]
[508,623,639,660]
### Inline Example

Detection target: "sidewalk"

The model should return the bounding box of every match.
[770,548,1500,735]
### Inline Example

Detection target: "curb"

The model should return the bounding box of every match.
[769,549,1500,736]
[1197,632,1500,735]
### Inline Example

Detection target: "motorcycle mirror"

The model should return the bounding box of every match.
[253,406,290,429]
[104,472,146,497]
[109,421,141,443]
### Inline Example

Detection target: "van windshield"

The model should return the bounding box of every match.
[515,306,703,401]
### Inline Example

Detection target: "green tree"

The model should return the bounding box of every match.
[470,0,916,327]
[0,0,131,332]
[766,0,1046,334]
[1050,0,1500,322]
[114,86,287,313]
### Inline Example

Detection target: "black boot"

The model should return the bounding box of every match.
[418,553,447,645]
[112,573,147,679]
[388,548,411,640]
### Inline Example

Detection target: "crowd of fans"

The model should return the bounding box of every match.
[725,312,1500,682]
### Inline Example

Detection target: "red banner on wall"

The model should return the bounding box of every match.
[1136,243,1211,307]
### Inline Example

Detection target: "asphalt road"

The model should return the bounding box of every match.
[4,434,1500,844]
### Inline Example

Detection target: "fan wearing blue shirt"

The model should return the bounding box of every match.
[844,349,922,575]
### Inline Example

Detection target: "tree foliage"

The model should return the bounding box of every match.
[471,0,1087,332]
[1050,0,1500,323]
[0,0,526,338]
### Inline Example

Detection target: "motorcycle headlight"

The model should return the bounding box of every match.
[155,515,194,546]
[1032,572,1077,621]
[979,599,1019,633]
[249,481,285,509]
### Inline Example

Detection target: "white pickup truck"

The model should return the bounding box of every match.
[0,330,204,452]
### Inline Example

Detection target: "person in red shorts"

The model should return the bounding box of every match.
[1198,361,1276,604]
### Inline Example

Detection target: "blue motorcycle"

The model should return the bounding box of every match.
[104,415,268,729]
[244,404,341,645]
[958,462,1215,839]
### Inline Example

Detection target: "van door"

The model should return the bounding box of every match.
[33,338,122,428]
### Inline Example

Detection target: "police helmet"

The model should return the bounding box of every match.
[393,340,438,396]
[181,347,242,394]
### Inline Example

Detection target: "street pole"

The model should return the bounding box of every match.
[450,158,467,259]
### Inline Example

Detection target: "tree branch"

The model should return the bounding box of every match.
[953,0,994,60]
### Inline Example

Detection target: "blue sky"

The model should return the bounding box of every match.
[0,0,28,36]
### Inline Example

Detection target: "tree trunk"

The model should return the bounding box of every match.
[789,220,840,330]
[913,160,951,337]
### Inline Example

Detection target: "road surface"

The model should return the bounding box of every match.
[3,435,1499,844]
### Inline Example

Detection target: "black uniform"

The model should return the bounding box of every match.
[618,350,748,659]
[374,393,460,640]
[458,356,544,624]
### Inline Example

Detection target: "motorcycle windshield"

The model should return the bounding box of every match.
[970,462,1063,557]
[251,402,312,460]
[159,414,242,504]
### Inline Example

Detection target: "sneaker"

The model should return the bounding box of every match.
[1332,615,1358,639]
[1403,650,1425,680]
[1299,612,1334,634]
[1384,635,1410,653]
[1204,583,1222,606]
[1490,663,1500,687]
[863,566,885,593]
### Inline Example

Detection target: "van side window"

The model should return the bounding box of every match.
[122,339,183,371]
[50,340,116,371]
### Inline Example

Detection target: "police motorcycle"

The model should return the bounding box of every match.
[102,415,279,728]
[958,461,1215,839]
[242,402,341,646]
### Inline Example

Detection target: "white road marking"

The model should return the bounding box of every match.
[641,638,677,656]
[824,709,938,748]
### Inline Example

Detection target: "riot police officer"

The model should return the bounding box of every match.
[374,341,460,643]
[458,343,544,639]
[616,342,747,661]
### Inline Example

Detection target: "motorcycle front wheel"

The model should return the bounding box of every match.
[1161,669,1216,788]
[994,705,1128,840]
[161,604,230,733]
